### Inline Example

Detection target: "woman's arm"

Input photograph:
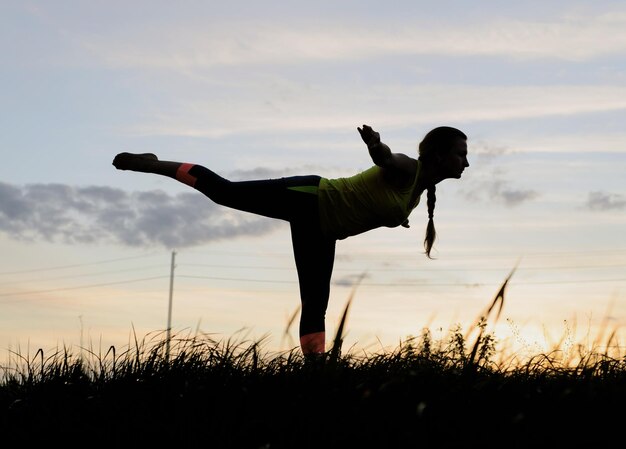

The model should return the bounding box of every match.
[357,124,391,166]
[357,124,417,188]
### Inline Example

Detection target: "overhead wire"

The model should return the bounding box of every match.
[182,247,626,259]
[0,252,161,276]
[178,262,626,272]
[0,276,170,300]
[177,274,626,287]
[0,264,168,287]
[0,249,624,301]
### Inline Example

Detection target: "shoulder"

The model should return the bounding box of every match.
[380,153,418,189]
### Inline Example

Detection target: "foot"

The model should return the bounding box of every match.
[112,153,158,171]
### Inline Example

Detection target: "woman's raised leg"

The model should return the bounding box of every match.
[113,153,319,221]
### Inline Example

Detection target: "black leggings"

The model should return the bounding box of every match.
[182,164,336,339]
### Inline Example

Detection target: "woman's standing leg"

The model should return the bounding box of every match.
[290,221,336,356]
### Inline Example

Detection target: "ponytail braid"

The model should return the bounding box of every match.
[424,185,437,258]
[417,125,466,259]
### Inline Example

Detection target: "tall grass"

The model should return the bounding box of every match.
[1,271,624,448]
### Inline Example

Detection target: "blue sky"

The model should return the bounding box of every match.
[1,1,625,360]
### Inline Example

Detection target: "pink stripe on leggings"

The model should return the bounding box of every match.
[300,331,325,355]
[176,163,197,187]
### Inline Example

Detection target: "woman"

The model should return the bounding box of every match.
[113,125,469,356]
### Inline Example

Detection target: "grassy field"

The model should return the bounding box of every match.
[1,275,624,448]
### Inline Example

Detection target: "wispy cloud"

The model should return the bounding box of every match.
[18,4,626,143]
[76,12,626,69]
[333,272,372,288]
[497,187,541,207]
[586,191,626,211]
[121,84,626,140]
[0,182,280,248]
[464,179,540,207]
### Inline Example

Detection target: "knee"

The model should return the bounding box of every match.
[189,166,231,199]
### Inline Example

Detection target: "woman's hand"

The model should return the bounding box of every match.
[359,124,393,167]
[357,124,381,147]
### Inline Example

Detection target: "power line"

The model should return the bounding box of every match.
[3,259,624,291]
[178,262,626,272]
[517,278,626,286]
[177,274,626,287]
[0,252,161,276]
[179,275,296,284]
[183,247,626,259]
[0,264,168,287]
[1,252,624,303]
[2,248,623,278]
[0,275,169,300]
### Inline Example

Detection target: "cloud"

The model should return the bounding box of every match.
[75,11,626,69]
[121,84,626,141]
[470,142,511,163]
[332,272,371,288]
[228,167,294,181]
[497,188,540,207]
[460,153,543,208]
[31,7,625,141]
[463,179,540,207]
[586,191,626,211]
[0,182,281,248]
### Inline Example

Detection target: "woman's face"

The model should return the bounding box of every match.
[438,138,469,180]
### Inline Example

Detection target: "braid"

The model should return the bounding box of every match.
[424,185,437,258]
[418,126,467,162]
[417,126,466,258]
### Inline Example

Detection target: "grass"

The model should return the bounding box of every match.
[1,272,624,448]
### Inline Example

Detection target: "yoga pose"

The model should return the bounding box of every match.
[113,125,469,356]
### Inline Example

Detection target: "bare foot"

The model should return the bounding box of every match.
[112,153,158,171]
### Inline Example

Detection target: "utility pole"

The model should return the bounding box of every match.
[165,250,176,361]
[79,315,84,362]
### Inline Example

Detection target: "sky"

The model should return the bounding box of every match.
[1,0,625,363]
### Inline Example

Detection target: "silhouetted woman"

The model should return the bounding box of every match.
[113,125,469,356]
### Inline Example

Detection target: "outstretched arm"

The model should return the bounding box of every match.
[357,124,417,188]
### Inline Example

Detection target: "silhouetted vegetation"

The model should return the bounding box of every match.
[1,272,624,448]
[1,324,624,448]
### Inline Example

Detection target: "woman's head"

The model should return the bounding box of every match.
[418,126,468,259]
[419,126,469,180]
[419,126,467,156]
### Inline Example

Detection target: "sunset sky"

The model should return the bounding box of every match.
[1,0,625,361]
